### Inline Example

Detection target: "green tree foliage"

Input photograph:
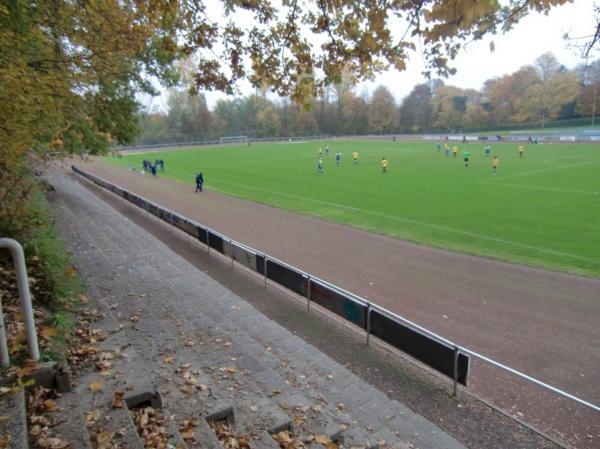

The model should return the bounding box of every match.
[171,0,572,105]
[430,86,479,130]
[136,53,600,141]
[166,90,214,140]
[399,84,434,133]
[368,86,398,133]
[483,66,540,124]
[518,55,581,126]
[574,60,600,117]
[1,0,181,241]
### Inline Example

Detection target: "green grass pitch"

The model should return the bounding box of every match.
[104,140,600,277]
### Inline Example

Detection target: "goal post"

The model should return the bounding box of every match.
[220,136,248,145]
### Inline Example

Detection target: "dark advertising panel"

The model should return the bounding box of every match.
[266,260,307,296]
[227,242,257,271]
[369,310,469,385]
[149,203,159,217]
[309,282,367,329]
[256,254,266,275]
[197,225,208,244]
[171,213,183,229]
[185,220,200,239]
[208,231,224,253]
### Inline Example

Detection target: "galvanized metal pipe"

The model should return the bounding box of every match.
[453,346,459,397]
[0,238,40,362]
[0,293,9,367]
[366,305,371,346]
[307,277,312,312]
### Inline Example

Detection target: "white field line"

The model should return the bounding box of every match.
[490,183,600,196]
[478,160,600,183]
[158,168,598,265]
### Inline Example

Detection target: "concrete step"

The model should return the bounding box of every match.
[270,392,344,442]
[0,387,27,449]
[50,393,93,449]
[187,417,224,449]
[127,390,190,449]
[254,430,284,449]
[233,397,293,436]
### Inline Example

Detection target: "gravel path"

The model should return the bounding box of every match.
[71,160,600,448]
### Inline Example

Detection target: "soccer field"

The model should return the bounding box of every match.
[104,140,600,277]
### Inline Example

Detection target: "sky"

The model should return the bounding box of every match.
[145,0,599,111]
[362,0,599,101]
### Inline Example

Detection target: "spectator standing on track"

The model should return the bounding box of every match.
[492,156,499,174]
[195,172,204,192]
[381,157,388,174]
[159,159,165,172]
[352,151,358,164]
[150,164,157,177]
[335,151,342,165]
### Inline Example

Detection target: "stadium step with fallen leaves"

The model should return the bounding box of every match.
[0,168,466,449]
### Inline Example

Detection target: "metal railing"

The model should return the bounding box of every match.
[115,130,600,152]
[116,135,331,151]
[72,165,600,416]
[0,238,40,367]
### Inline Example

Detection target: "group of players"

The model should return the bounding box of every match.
[316,145,388,174]
[437,141,526,174]
[316,141,527,176]
[315,141,529,175]
[141,158,165,176]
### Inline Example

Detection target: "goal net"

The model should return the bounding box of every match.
[220,136,248,145]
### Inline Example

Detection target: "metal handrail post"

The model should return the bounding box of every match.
[453,346,459,397]
[0,238,40,362]
[366,304,371,346]
[0,293,9,367]
[307,277,312,312]
[230,239,234,268]
[264,256,268,287]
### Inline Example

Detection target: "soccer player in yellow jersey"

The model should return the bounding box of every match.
[352,151,358,164]
[518,145,525,158]
[381,157,389,173]
[492,155,499,174]
[452,146,458,158]
[318,147,323,157]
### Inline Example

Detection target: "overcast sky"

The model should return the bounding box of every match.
[145,0,599,111]
[362,0,599,101]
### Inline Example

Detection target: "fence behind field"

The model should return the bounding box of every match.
[115,128,600,152]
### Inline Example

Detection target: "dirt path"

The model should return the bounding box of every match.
[74,160,600,446]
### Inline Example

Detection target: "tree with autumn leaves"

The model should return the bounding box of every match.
[1,0,180,238]
[0,0,585,239]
